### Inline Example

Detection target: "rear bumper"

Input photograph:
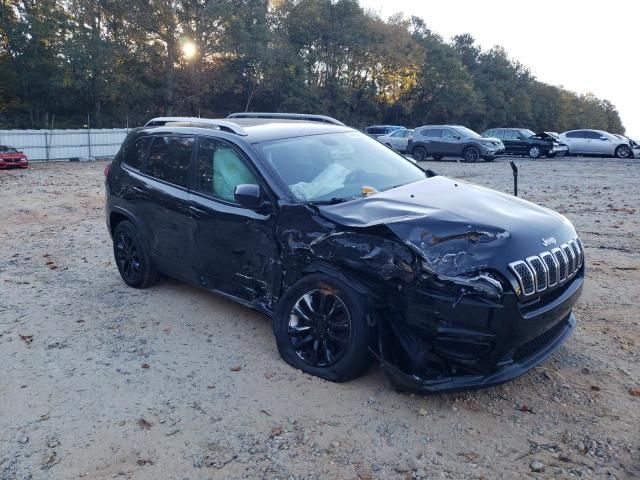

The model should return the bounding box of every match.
[378,271,583,393]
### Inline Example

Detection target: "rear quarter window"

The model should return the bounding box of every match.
[123,137,152,170]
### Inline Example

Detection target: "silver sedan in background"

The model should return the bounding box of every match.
[560,129,635,158]
[376,128,414,153]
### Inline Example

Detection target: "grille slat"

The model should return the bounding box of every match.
[540,252,558,287]
[509,237,583,298]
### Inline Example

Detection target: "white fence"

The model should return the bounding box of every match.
[0,128,130,161]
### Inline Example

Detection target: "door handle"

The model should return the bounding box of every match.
[188,205,207,217]
[132,185,146,194]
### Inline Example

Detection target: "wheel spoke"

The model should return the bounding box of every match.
[310,339,320,365]
[293,305,313,324]
[327,331,347,346]
[288,325,313,337]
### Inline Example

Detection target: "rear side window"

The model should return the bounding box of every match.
[566,131,582,138]
[195,137,259,203]
[424,128,443,138]
[366,127,383,135]
[145,136,194,188]
[123,137,151,170]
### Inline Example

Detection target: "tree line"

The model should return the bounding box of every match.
[0,0,625,133]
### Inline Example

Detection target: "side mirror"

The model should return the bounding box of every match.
[234,184,265,210]
[454,135,461,140]
[600,136,608,141]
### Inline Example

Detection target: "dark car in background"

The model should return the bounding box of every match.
[365,125,405,138]
[0,145,28,169]
[482,128,568,159]
[105,113,583,393]
[409,125,504,162]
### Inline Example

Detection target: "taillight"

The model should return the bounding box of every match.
[104,163,111,177]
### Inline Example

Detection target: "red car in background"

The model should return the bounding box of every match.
[0,145,28,169]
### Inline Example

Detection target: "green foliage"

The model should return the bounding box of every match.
[0,0,625,133]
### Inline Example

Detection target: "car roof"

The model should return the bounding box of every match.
[139,117,353,143]
[416,125,466,129]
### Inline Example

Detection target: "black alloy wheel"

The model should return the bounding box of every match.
[287,289,351,368]
[273,273,373,382]
[112,220,159,288]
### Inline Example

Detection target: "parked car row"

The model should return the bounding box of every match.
[367,124,638,161]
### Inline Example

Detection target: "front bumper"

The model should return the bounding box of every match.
[480,147,505,157]
[0,159,28,168]
[551,144,568,154]
[378,270,583,393]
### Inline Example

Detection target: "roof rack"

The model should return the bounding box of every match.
[144,117,247,136]
[227,112,344,126]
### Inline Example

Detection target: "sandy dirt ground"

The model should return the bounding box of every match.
[1,157,638,480]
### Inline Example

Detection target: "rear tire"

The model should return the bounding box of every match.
[112,220,159,288]
[412,146,427,162]
[273,273,374,382]
[463,146,480,163]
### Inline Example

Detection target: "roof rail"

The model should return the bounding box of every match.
[144,117,247,136]
[227,112,344,126]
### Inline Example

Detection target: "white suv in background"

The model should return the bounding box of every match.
[560,130,634,158]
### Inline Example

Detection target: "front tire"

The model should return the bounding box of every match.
[615,144,632,159]
[273,273,374,382]
[463,146,480,163]
[113,220,159,288]
[412,146,427,162]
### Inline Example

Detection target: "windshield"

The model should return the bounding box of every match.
[521,129,535,138]
[453,126,481,139]
[255,131,426,202]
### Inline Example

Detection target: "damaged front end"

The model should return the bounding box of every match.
[311,176,584,393]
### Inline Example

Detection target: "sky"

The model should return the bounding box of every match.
[359,0,639,138]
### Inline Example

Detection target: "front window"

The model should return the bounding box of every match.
[520,129,535,138]
[453,126,481,138]
[255,132,425,203]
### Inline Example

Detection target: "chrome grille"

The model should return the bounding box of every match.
[510,261,535,296]
[509,237,583,298]
[562,244,575,277]
[527,256,547,291]
[540,252,558,287]
[552,247,568,282]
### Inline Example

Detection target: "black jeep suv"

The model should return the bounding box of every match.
[105,113,584,393]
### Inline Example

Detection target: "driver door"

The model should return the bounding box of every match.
[188,136,278,302]
[440,128,462,156]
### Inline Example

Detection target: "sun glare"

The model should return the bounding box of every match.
[182,41,196,59]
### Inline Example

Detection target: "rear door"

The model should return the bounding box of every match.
[421,128,444,154]
[565,131,586,153]
[140,135,197,281]
[188,136,279,302]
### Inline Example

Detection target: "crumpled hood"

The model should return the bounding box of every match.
[318,176,577,277]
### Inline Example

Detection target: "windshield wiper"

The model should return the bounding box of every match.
[308,197,352,205]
